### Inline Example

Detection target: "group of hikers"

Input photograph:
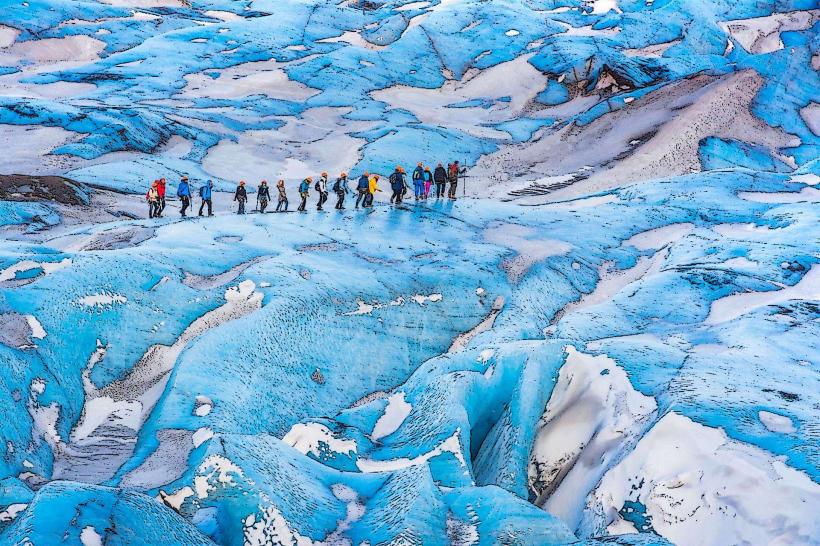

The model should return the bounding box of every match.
[145,162,466,218]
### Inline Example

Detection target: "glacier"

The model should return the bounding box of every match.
[0,0,819,544]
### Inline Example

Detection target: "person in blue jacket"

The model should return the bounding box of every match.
[355,172,369,208]
[298,177,311,212]
[389,166,405,205]
[177,176,191,217]
[412,163,425,201]
[198,180,214,216]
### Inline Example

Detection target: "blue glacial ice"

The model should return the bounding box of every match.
[0,0,819,544]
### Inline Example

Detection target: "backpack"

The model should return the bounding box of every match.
[314,180,321,192]
[332,179,341,192]
[198,186,204,198]
[357,177,368,190]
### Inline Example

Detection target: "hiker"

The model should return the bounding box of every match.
[275,180,288,212]
[423,166,433,199]
[412,163,425,201]
[366,174,381,207]
[447,161,464,199]
[316,172,329,211]
[298,177,311,211]
[333,172,350,210]
[234,180,248,214]
[198,179,214,217]
[434,163,447,198]
[146,181,160,218]
[257,180,271,213]
[355,172,369,208]
[389,166,405,205]
[177,176,191,217]
[156,178,167,217]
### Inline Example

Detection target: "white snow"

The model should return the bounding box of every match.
[179,59,318,101]
[0,258,71,283]
[593,412,820,545]
[28,379,62,449]
[543,194,619,210]
[719,10,819,54]
[0,25,19,48]
[344,299,375,316]
[194,396,213,416]
[0,503,27,523]
[505,29,520,36]
[77,293,128,307]
[411,293,442,306]
[528,346,657,527]
[195,454,244,499]
[225,279,256,302]
[282,422,357,457]
[711,222,779,237]
[790,173,820,185]
[589,0,623,14]
[739,187,820,203]
[24,315,46,339]
[706,264,819,324]
[623,223,694,250]
[484,223,571,283]
[192,427,214,448]
[357,429,467,473]
[71,396,142,442]
[80,526,103,546]
[371,392,412,441]
[244,505,318,546]
[758,410,796,434]
[159,486,194,511]
[449,296,505,352]
[371,54,549,140]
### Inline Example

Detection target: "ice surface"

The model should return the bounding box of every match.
[1,0,819,543]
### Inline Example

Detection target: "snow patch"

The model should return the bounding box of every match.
[192,427,214,448]
[529,346,657,528]
[282,422,357,457]
[77,293,128,307]
[80,526,103,546]
[0,503,27,523]
[591,412,820,545]
[371,392,412,441]
[706,264,819,324]
[357,429,467,473]
[623,223,694,250]
[758,410,796,434]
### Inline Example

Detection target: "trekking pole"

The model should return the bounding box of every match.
[462,159,467,198]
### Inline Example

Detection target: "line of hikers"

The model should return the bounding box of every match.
[145,162,466,217]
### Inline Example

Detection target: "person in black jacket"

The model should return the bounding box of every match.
[355,172,369,208]
[234,181,248,214]
[389,166,406,205]
[433,163,447,199]
[333,172,350,210]
[257,180,271,213]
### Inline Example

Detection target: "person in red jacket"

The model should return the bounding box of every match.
[156,178,167,217]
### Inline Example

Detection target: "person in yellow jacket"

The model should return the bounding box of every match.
[365,174,381,208]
